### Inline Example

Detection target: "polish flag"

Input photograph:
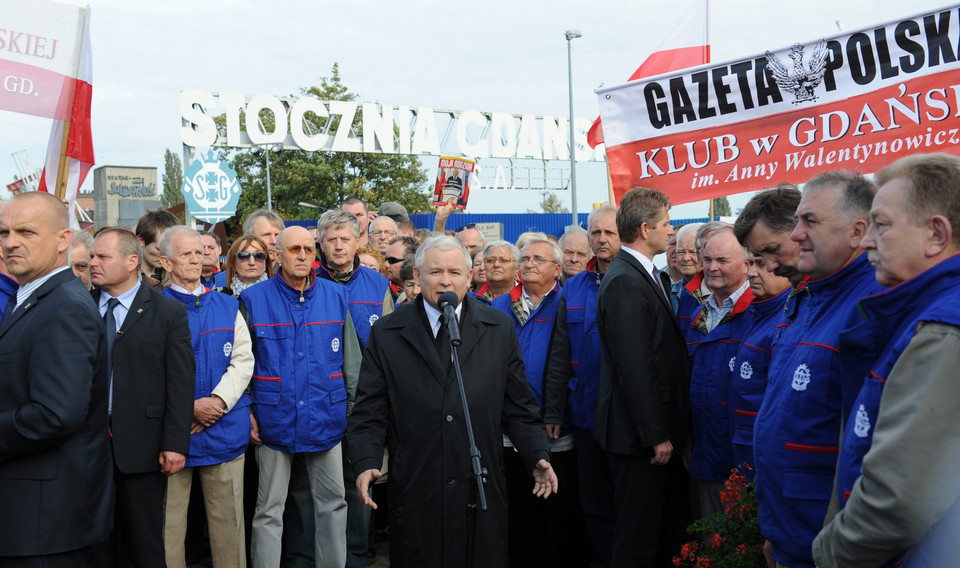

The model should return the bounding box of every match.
[37,6,95,221]
[587,0,710,148]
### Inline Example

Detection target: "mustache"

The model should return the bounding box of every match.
[867,251,880,263]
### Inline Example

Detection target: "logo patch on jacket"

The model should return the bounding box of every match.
[331,337,341,352]
[369,314,379,325]
[728,356,736,372]
[223,341,233,357]
[740,361,753,380]
[792,363,811,391]
[853,404,871,438]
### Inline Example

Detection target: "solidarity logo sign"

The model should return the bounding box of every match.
[182,151,243,223]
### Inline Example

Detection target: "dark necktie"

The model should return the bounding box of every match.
[104,297,120,416]
[436,317,451,376]
[2,295,15,322]
[653,266,669,302]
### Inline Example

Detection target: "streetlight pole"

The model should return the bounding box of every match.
[565,29,582,227]
[251,143,282,212]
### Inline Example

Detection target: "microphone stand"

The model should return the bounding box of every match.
[444,303,488,568]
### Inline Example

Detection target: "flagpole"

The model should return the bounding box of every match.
[53,6,89,200]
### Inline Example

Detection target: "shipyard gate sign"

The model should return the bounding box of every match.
[179,90,605,166]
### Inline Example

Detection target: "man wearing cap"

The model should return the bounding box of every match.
[378,202,415,237]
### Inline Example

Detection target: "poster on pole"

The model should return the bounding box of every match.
[597,5,960,204]
[432,156,475,210]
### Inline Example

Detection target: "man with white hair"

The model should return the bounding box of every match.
[158,226,254,568]
[492,237,589,565]
[347,235,557,568]
[558,225,592,283]
[368,216,398,255]
[70,231,94,290]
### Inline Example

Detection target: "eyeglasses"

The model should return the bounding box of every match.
[385,256,406,265]
[237,251,267,263]
[518,256,556,266]
[285,244,316,255]
[455,223,477,233]
[370,230,397,238]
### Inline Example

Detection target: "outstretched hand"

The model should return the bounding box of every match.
[531,459,558,498]
[356,468,383,509]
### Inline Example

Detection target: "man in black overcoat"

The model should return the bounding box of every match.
[347,235,557,568]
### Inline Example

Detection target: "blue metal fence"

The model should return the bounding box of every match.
[292,213,714,245]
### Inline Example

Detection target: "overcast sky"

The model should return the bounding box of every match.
[2,0,953,220]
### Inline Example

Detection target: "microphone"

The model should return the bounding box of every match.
[437,291,462,346]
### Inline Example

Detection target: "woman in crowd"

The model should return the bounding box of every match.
[359,245,387,276]
[220,234,274,297]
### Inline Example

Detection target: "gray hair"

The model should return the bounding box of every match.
[482,240,520,265]
[158,226,202,257]
[587,204,618,232]
[71,231,94,252]
[675,222,702,245]
[515,231,549,251]
[415,235,472,270]
[243,209,285,235]
[804,171,877,220]
[695,221,731,253]
[558,225,589,250]
[369,215,399,235]
[520,237,563,265]
[317,209,361,240]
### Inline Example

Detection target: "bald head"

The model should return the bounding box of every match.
[0,192,72,285]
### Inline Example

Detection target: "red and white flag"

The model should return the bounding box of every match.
[0,0,94,220]
[587,0,710,148]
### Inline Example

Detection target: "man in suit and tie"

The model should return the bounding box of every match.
[0,191,114,566]
[595,187,690,568]
[89,227,195,568]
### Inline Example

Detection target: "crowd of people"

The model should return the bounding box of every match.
[1,152,959,568]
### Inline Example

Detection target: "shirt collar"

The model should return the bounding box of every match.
[620,245,655,275]
[705,279,750,311]
[424,296,463,335]
[169,282,205,296]
[16,265,71,308]
[100,280,141,310]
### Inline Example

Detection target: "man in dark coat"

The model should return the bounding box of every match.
[347,235,557,568]
[0,191,114,566]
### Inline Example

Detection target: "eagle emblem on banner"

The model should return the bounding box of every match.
[765,39,829,105]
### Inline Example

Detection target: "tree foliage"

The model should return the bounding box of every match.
[223,64,429,235]
[539,192,569,214]
[712,196,731,218]
[161,149,184,207]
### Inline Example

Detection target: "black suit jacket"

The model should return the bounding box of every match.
[594,249,690,455]
[347,295,549,568]
[95,283,195,474]
[0,269,114,556]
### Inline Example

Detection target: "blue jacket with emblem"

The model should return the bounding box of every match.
[492,283,561,417]
[726,286,790,481]
[754,254,883,568]
[836,255,960,506]
[543,258,603,432]
[316,257,390,347]
[240,275,350,454]
[163,286,251,467]
[683,286,754,483]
